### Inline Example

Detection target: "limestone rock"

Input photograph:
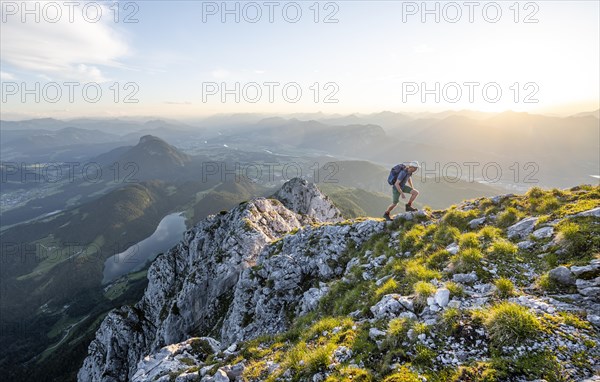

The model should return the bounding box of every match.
[507,217,538,239]
[434,288,450,307]
[453,272,478,284]
[468,217,486,229]
[272,177,343,223]
[571,260,600,280]
[517,240,535,250]
[446,242,459,255]
[549,266,575,286]
[576,277,600,297]
[78,178,354,382]
[573,207,600,218]
[532,226,554,239]
[370,294,412,319]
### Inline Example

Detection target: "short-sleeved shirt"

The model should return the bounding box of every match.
[396,169,411,188]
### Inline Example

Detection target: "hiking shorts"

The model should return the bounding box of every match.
[392,185,413,204]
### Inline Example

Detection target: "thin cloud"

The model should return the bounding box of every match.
[1,2,130,82]
[0,71,16,80]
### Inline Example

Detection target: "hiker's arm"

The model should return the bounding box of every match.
[408,177,414,188]
[395,179,405,199]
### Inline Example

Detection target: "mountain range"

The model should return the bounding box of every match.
[3,111,598,189]
[1,111,598,381]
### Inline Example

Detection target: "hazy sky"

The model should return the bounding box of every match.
[1,0,599,119]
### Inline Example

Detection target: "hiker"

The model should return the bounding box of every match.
[383,161,420,221]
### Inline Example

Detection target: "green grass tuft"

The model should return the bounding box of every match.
[413,281,436,309]
[496,207,522,228]
[459,232,480,249]
[484,302,542,348]
[383,366,421,382]
[487,240,518,259]
[494,277,515,299]
[451,248,483,274]
[442,209,478,230]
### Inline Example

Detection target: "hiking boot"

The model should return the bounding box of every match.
[405,204,418,212]
[383,212,393,221]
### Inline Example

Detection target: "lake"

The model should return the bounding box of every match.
[102,212,187,284]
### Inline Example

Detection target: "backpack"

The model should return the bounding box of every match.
[387,164,407,185]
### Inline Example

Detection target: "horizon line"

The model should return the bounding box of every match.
[2,107,599,123]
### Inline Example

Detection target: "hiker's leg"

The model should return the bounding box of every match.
[387,187,400,214]
[408,189,419,205]
[385,203,397,214]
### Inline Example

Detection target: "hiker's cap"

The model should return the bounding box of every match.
[408,161,420,169]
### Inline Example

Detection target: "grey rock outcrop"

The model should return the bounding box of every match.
[78,179,374,382]
[573,207,600,218]
[532,226,554,239]
[468,217,486,229]
[517,240,535,250]
[370,294,415,319]
[78,188,600,382]
[272,177,343,223]
[220,219,383,344]
[434,288,450,307]
[131,337,217,382]
[452,272,479,284]
[576,277,600,298]
[548,266,576,286]
[446,242,459,255]
[571,260,600,279]
[507,217,538,239]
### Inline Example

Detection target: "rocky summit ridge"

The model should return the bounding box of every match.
[79,181,600,382]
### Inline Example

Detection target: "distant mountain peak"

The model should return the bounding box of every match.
[138,134,164,144]
[110,135,192,179]
[571,109,600,119]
